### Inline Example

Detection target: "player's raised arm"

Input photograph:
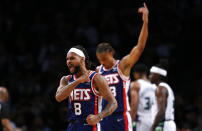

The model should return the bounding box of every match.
[119,3,149,76]
[86,74,117,126]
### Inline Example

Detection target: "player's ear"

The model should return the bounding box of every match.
[109,51,114,56]
[80,57,85,63]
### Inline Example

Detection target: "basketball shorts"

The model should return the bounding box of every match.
[155,120,176,131]
[67,119,101,131]
[101,112,132,131]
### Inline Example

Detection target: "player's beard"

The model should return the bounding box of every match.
[70,65,80,75]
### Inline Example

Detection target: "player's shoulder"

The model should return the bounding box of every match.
[95,66,100,72]
[130,81,140,91]
[159,82,169,87]
[159,82,174,95]
[137,79,150,86]
[159,82,171,91]
[95,65,102,73]
[157,84,168,95]
[92,72,102,80]
[137,79,145,84]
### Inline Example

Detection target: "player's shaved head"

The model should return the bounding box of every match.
[0,86,9,102]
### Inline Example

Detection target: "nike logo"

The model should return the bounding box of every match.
[84,123,89,126]
[117,118,123,122]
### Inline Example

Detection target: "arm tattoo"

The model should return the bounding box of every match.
[94,75,117,118]
[94,79,117,119]
[99,101,117,119]
[56,79,81,102]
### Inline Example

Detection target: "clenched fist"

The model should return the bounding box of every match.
[86,114,101,126]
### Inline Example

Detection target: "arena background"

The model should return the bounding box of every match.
[0,0,201,130]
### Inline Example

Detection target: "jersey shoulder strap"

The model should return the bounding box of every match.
[89,71,100,96]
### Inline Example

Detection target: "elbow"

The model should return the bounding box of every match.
[138,44,145,52]
[55,94,63,102]
[114,100,118,110]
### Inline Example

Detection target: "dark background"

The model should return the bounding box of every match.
[0,0,201,130]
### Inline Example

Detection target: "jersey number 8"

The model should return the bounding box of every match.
[110,86,116,97]
[74,103,81,115]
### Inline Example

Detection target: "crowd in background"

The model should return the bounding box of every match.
[0,0,201,130]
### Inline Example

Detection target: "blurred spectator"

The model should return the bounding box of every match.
[193,116,202,131]
[0,87,12,131]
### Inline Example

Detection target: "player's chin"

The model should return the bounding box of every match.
[69,67,75,74]
[87,123,96,126]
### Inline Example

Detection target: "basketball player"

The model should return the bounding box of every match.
[0,86,12,131]
[130,63,156,131]
[96,3,149,131]
[149,60,176,131]
[55,45,117,131]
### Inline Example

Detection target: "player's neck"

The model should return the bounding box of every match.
[105,59,116,69]
[155,80,162,85]
[141,76,149,81]
[75,69,90,78]
[110,59,116,68]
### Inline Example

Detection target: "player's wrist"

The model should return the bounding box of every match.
[151,126,155,131]
[98,113,103,120]
[77,78,83,83]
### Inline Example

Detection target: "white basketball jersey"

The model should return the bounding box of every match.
[137,79,157,120]
[159,82,175,120]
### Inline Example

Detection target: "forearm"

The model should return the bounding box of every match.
[137,21,148,50]
[122,21,148,69]
[130,97,138,122]
[151,110,165,130]
[130,87,139,122]
[5,126,12,131]
[98,100,117,119]
[130,105,138,122]
[56,80,81,102]
[2,120,12,131]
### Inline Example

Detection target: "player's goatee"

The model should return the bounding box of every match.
[71,65,80,75]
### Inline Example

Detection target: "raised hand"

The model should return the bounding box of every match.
[138,3,149,23]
